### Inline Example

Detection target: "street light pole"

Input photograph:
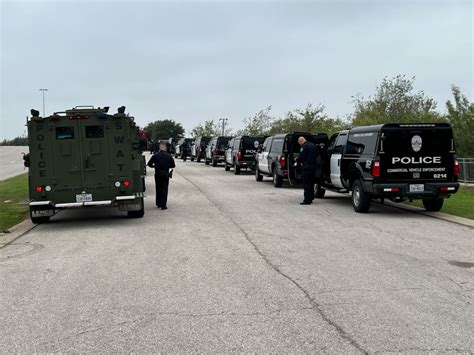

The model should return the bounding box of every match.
[39,88,48,116]
[219,118,228,136]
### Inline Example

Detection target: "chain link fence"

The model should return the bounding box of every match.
[458,158,474,183]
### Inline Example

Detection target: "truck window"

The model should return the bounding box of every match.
[345,132,377,155]
[270,139,284,153]
[332,134,347,154]
[85,125,104,138]
[56,127,74,140]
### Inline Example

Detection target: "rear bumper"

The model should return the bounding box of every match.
[372,182,459,199]
[236,160,255,168]
[29,194,144,209]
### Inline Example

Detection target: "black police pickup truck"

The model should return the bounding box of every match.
[255,132,328,187]
[317,123,460,213]
[225,135,267,174]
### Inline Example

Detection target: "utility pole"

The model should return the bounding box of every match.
[219,118,228,135]
[39,88,48,116]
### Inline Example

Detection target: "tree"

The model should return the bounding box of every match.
[191,120,232,137]
[446,85,474,157]
[351,75,445,126]
[144,120,184,141]
[0,136,28,146]
[269,104,349,136]
[238,106,274,136]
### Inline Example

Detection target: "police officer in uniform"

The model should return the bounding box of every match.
[147,143,176,210]
[297,136,319,205]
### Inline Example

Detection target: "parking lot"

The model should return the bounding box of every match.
[1,159,473,352]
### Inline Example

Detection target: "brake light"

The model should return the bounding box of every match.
[383,187,400,192]
[123,181,131,188]
[372,161,380,177]
[237,151,242,160]
[35,186,43,192]
[454,160,459,177]
[279,156,286,169]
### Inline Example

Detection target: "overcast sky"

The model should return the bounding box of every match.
[1,0,472,139]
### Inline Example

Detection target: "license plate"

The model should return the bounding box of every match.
[409,184,424,192]
[32,209,54,217]
[76,193,92,202]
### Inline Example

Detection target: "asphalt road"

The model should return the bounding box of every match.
[1,159,473,353]
[0,146,29,181]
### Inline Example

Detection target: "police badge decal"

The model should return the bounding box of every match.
[411,135,422,152]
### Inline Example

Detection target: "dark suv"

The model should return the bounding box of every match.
[317,123,460,212]
[255,132,328,187]
[225,136,267,174]
[191,137,211,162]
[206,136,232,166]
[176,138,194,161]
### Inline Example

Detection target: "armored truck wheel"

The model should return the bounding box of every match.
[31,216,51,224]
[127,198,144,218]
[314,183,326,198]
[351,179,371,213]
[422,198,444,212]
[272,168,283,187]
[255,166,263,181]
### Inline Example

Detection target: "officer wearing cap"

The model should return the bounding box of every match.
[147,143,176,210]
[297,137,319,205]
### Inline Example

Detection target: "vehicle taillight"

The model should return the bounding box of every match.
[237,151,242,160]
[279,156,286,169]
[35,186,43,192]
[123,181,131,188]
[372,161,380,177]
[454,160,459,177]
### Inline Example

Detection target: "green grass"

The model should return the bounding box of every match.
[406,185,474,220]
[0,173,29,231]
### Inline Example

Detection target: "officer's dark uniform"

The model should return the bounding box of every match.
[298,141,319,204]
[147,149,176,209]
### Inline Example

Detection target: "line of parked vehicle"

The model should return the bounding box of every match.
[163,123,460,213]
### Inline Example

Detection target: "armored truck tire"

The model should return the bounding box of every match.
[351,179,371,213]
[225,163,230,171]
[273,168,283,188]
[314,183,326,198]
[127,197,145,218]
[422,198,444,212]
[255,166,263,181]
[234,165,241,175]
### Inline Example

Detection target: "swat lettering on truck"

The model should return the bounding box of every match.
[25,106,146,223]
[317,123,460,213]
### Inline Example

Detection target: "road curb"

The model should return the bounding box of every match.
[0,219,37,249]
[379,200,474,229]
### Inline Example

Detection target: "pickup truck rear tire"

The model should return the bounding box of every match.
[255,166,263,181]
[190,157,194,162]
[314,183,326,198]
[225,163,230,171]
[422,198,444,212]
[273,168,283,188]
[234,165,241,175]
[212,158,217,167]
[351,179,371,213]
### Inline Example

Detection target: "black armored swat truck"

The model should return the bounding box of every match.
[24,106,146,223]
[316,123,460,212]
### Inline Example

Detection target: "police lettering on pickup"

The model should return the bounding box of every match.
[316,123,460,213]
[24,106,146,223]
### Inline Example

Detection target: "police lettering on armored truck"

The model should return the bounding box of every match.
[25,106,146,223]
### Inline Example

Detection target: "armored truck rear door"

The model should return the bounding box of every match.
[80,120,111,188]
[51,120,83,189]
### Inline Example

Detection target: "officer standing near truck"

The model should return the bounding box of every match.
[298,137,319,205]
[147,143,176,210]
